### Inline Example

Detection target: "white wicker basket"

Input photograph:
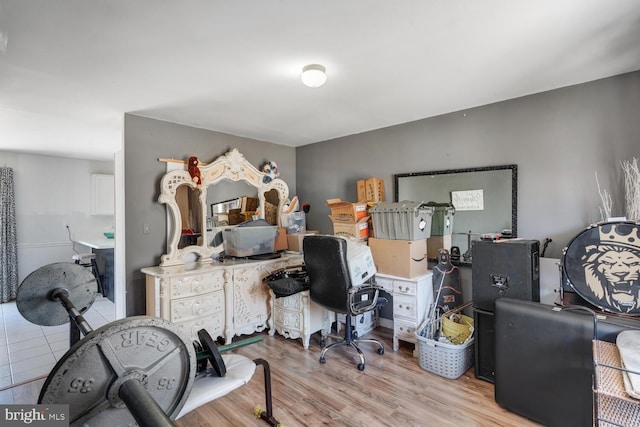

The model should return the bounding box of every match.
[414,333,474,379]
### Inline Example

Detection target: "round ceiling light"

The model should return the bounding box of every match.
[301,64,327,88]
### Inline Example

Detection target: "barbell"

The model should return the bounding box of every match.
[16,262,254,427]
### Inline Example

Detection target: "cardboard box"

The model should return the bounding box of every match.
[427,235,452,259]
[368,238,428,278]
[326,199,368,222]
[264,201,278,225]
[286,231,319,253]
[357,177,386,203]
[330,216,370,240]
[274,227,288,251]
[240,196,258,213]
[228,208,243,225]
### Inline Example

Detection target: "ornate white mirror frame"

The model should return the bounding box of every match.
[158,148,289,266]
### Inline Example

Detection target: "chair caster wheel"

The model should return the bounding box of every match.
[378,347,384,355]
[319,357,326,364]
[357,363,365,371]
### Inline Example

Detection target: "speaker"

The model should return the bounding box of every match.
[472,239,540,312]
[473,308,495,383]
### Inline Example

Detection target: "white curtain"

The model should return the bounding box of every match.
[0,167,18,303]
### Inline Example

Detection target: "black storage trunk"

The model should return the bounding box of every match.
[494,298,640,427]
[472,239,540,311]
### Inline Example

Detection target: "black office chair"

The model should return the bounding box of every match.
[303,235,385,371]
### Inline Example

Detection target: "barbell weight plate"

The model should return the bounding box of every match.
[193,340,208,372]
[197,329,226,377]
[39,316,195,426]
[16,262,97,326]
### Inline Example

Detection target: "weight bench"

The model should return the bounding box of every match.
[177,355,278,425]
[177,354,256,418]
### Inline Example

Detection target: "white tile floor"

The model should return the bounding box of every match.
[0,295,115,396]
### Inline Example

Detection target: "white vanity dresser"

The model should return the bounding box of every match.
[142,148,330,347]
[142,253,307,344]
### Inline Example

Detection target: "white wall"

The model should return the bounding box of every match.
[1,152,114,283]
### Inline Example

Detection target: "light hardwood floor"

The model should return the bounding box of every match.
[176,328,542,427]
[1,326,542,426]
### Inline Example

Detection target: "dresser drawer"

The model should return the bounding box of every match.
[170,291,224,323]
[167,270,225,299]
[374,276,394,293]
[174,312,224,343]
[394,318,418,342]
[272,307,304,333]
[273,290,307,311]
[394,294,419,320]
[393,279,418,296]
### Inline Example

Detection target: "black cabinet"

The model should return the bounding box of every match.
[94,248,114,302]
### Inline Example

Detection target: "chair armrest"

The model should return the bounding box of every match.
[348,283,385,315]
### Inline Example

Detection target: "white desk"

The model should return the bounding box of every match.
[76,236,115,250]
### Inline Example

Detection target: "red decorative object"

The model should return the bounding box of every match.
[188,156,203,188]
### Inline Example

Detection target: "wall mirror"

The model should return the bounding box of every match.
[394,164,517,265]
[159,148,289,266]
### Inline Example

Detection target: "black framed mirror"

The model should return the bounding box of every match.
[394,164,517,265]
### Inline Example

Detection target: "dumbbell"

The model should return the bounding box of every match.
[16,263,196,427]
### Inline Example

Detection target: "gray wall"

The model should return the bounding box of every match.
[296,71,640,262]
[123,115,296,315]
[123,71,640,315]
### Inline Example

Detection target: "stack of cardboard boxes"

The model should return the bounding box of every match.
[325,178,385,335]
[368,201,434,278]
[357,177,385,237]
[327,198,370,240]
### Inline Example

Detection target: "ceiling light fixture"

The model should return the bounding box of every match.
[301,64,327,88]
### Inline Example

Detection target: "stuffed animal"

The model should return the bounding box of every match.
[261,160,279,184]
[188,156,203,188]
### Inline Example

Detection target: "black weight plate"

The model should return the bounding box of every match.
[39,316,195,426]
[193,340,208,372]
[197,329,226,377]
[17,262,97,326]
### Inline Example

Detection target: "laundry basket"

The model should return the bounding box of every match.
[415,312,474,379]
[415,332,474,379]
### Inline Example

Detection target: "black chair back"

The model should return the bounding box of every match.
[303,235,351,314]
